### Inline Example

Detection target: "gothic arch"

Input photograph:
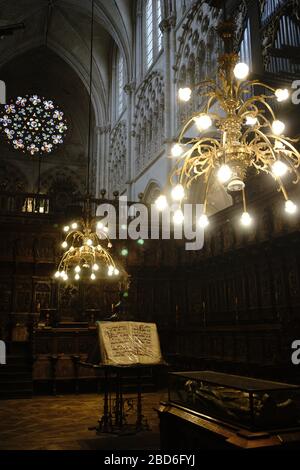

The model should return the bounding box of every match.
[133,71,165,175]
[142,180,162,205]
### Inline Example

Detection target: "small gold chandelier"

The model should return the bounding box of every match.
[156,20,300,228]
[54,199,127,283]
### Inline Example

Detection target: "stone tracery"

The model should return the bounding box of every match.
[108,121,127,194]
[133,71,165,175]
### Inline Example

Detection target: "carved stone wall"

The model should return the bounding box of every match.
[133,71,165,175]
[174,1,221,126]
[108,121,127,194]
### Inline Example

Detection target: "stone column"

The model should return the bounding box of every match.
[160,15,177,173]
[248,0,264,74]
[124,82,136,200]
[96,125,111,197]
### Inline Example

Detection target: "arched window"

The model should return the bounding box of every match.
[145,0,163,70]
[117,52,125,116]
[239,18,252,70]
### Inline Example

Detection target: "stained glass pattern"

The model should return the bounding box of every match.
[0,95,68,156]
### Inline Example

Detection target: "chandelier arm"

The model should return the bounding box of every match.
[279,154,300,181]
[203,168,214,214]
[248,129,278,162]
[256,113,274,129]
[183,156,214,189]
[271,171,289,200]
[239,103,260,119]
[239,97,276,121]
[178,114,207,142]
[185,157,212,181]
[271,135,300,158]
[174,139,217,169]
[204,95,218,114]
[238,80,276,96]
[179,145,218,180]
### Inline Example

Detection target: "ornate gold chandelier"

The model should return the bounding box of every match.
[55,199,127,284]
[156,20,300,228]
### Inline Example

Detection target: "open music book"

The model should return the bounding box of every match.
[97,321,163,366]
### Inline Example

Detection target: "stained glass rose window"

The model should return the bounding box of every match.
[0,95,68,156]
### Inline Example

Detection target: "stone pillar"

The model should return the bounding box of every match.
[248,0,264,74]
[124,82,136,200]
[96,125,111,197]
[160,15,177,173]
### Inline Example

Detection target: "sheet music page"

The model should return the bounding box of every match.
[98,321,162,366]
[131,322,162,364]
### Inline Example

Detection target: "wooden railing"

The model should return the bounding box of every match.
[0,192,51,215]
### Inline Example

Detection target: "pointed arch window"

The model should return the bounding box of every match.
[145,0,163,70]
[239,18,252,70]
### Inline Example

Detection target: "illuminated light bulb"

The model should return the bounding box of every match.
[114,268,120,276]
[61,241,68,249]
[272,160,288,177]
[74,265,81,273]
[137,238,145,246]
[121,248,129,256]
[178,87,192,102]
[86,239,93,246]
[63,225,70,232]
[92,263,99,271]
[155,195,168,211]
[97,222,104,229]
[108,265,114,276]
[240,212,252,227]
[275,140,285,150]
[54,271,60,278]
[272,120,285,135]
[71,223,78,230]
[171,184,185,201]
[194,114,212,131]
[62,273,68,281]
[275,88,289,102]
[285,200,297,214]
[69,246,75,252]
[245,115,258,126]
[171,143,183,158]
[198,214,209,228]
[90,273,96,281]
[233,62,249,80]
[108,242,112,248]
[75,274,80,281]
[217,165,232,183]
[173,209,184,225]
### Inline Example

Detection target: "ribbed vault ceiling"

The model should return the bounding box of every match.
[0,0,133,123]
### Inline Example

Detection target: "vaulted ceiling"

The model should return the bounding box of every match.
[0,0,134,124]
